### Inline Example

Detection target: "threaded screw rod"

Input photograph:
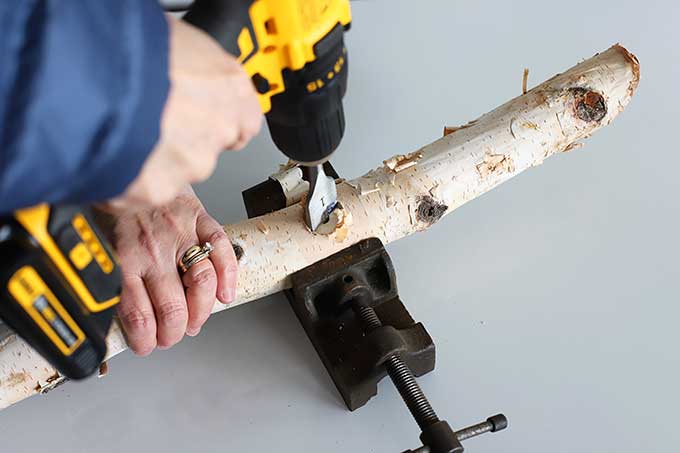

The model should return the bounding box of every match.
[353,304,439,430]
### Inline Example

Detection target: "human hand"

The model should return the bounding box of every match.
[106,187,237,355]
[111,16,262,210]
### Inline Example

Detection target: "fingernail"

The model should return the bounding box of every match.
[157,345,170,351]
[186,327,201,337]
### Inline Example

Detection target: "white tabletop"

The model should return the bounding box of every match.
[2,1,678,452]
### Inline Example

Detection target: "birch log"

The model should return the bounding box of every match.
[0,44,640,410]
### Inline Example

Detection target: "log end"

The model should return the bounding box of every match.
[612,43,641,97]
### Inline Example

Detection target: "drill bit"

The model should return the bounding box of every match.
[305,164,338,232]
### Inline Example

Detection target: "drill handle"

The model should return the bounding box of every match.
[183,0,256,66]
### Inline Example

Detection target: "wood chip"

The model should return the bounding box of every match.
[383,151,423,173]
[443,119,478,137]
[255,220,269,235]
[98,361,109,378]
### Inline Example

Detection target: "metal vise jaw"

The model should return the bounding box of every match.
[288,237,435,410]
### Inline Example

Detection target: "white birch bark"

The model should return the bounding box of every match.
[0,45,640,410]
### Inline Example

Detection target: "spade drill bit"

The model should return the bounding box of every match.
[305,164,338,232]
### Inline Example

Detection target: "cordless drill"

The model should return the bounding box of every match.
[184,0,352,230]
[0,205,120,379]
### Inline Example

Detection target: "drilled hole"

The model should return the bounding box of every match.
[343,275,353,284]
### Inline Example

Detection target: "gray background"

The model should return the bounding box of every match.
[1,1,679,452]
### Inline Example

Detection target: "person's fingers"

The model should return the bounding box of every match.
[196,213,237,304]
[231,122,261,150]
[144,268,188,349]
[117,274,157,356]
[230,103,263,150]
[180,257,218,336]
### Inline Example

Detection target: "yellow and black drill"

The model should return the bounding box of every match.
[185,0,351,230]
[0,0,352,380]
[0,205,120,379]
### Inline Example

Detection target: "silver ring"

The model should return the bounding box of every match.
[179,242,213,274]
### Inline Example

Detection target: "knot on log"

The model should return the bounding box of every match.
[416,196,448,225]
[231,243,244,261]
[570,87,607,122]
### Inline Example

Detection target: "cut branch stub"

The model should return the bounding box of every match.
[571,87,607,122]
[416,196,448,226]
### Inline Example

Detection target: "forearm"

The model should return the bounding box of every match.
[0,0,170,213]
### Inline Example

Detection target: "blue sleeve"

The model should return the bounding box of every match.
[0,0,170,213]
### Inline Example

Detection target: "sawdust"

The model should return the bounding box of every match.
[314,202,353,242]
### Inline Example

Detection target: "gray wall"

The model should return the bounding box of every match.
[2,1,679,452]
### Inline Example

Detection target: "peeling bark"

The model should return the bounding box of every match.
[0,45,640,410]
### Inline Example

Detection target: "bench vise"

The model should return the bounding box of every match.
[242,165,507,452]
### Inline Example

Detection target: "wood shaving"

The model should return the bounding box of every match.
[331,209,353,243]
[522,68,529,94]
[443,119,478,137]
[277,160,298,173]
[443,126,458,136]
[98,361,109,378]
[344,179,379,196]
[359,183,380,195]
[255,220,269,235]
[562,141,584,153]
[383,151,423,173]
[35,372,66,394]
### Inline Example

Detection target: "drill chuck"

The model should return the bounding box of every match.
[265,24,348,165]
